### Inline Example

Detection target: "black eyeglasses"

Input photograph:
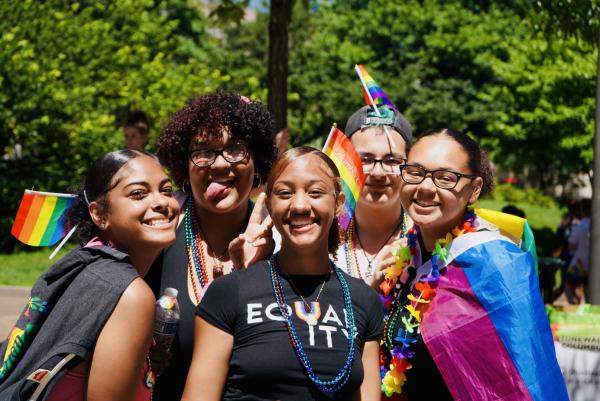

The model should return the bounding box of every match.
[360,155,406,174]
[189,142,248,167]
[399,165,476,189]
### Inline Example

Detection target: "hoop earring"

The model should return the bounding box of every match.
[182,179,189,193]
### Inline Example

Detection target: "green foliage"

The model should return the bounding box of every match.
[0,246,73,286]
[0,0,224,252]
[489,183,559,209]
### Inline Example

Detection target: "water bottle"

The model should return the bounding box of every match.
[153,287,180,352]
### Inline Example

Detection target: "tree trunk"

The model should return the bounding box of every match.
[267,0,293,132]
[587,26,600,304]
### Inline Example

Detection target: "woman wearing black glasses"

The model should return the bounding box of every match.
[378,128,567,400]
[145,91,277,401]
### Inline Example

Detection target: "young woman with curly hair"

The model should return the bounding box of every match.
[145,91,277,400]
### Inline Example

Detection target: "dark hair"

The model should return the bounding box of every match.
[416,128,495,197]
[124,110,150,136]
[157,91,277,187]
[501,204,526,218]
[266,146,342,256]
[67,149,157,243]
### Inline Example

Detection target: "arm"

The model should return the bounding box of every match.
[87,278,155,401]
[355,340,381,401]
[181,317,234,401]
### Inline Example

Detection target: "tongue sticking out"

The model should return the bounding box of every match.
[206,181,230,201]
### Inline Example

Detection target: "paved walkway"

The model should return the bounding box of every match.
[0,286,31,337]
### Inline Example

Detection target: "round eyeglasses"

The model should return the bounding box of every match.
[360,156,406,174]
[189,142,248,167]
[399,164,476,190]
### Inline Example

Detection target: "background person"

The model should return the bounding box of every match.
[182,147,383,401]
[0,150,179,401]
[565,198,591,304]
[145,91,277,400]
[123,110,150,151]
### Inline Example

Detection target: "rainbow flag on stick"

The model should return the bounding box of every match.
[322,126,365,230]
[11,190,76,247]
[355,64,397,112]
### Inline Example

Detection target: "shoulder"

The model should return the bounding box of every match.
[117,278,155,316]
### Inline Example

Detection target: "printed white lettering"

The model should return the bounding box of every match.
[322,304,343,326]
[265,303,285,321]
[247,303,263,324]
[319,325,337,348]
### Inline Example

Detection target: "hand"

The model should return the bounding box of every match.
[228,193,274,269]
[367,236,408,291]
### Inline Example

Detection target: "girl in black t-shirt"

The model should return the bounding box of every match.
[182,147,383,401]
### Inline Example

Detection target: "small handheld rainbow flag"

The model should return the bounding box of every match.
[355,64,397,111]
[322,126,365,230]
[11,190,76,247]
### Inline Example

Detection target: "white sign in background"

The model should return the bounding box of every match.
[555,342,600,401]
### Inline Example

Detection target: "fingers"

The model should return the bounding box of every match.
[248,192,267,225]
[261,214,273,230]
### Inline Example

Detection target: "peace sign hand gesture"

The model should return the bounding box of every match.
[228,193,275,269]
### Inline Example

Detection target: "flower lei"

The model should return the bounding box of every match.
[379,209,478,397]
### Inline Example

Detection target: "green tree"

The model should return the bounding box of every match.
[0,0,223,252]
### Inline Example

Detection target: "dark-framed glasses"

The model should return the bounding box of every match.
[189,141,248,167]
[400,164,476,190]
[360,155,406,174]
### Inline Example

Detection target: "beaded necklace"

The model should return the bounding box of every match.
[343,209,407,278]
[269,253,357,395]
[379,209,478,397]
[184,197,210,303]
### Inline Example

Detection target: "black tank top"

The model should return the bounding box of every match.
[145,222,196,401]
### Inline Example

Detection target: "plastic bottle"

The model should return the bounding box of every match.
[153,287,180,352]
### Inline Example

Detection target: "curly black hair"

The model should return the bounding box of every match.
[157,91,277,187]
[416,128,495,197]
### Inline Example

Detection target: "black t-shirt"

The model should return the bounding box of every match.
[197,260,384,401]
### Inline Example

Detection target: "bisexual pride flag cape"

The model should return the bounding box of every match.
[418,216,568,401]
[11,190,76,247]
[323,126,365,230]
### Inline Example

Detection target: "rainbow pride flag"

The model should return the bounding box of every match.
[355,64,397,111]
[420,228,568,401]
[322,126,365,230]
[11,190,76,246]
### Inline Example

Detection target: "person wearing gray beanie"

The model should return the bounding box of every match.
[335,104,413,290]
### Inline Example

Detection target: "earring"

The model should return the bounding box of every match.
[182,179,189,193]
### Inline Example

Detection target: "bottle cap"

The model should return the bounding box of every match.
[165,287,178,298]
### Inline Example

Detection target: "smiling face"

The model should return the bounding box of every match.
[187,129,255,214]
[400,134,482,237]
[268,154,340,255]
[96,155,179,254]
[351,127,407,210]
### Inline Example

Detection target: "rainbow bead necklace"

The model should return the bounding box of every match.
[184,197,209,302]
[343,210,407,278]
[269,253,357,395]
[379,209,478,397]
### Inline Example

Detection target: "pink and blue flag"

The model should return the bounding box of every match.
[421,230,568,401]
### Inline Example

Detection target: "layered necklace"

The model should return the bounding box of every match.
[379,209,478,397]
[344,209,407,278]
[184,196,227,303]
[269,253,357,395]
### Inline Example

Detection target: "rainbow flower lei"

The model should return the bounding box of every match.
[379,209,478,397]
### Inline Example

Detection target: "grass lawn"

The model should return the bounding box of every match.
[0,246,73,286]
